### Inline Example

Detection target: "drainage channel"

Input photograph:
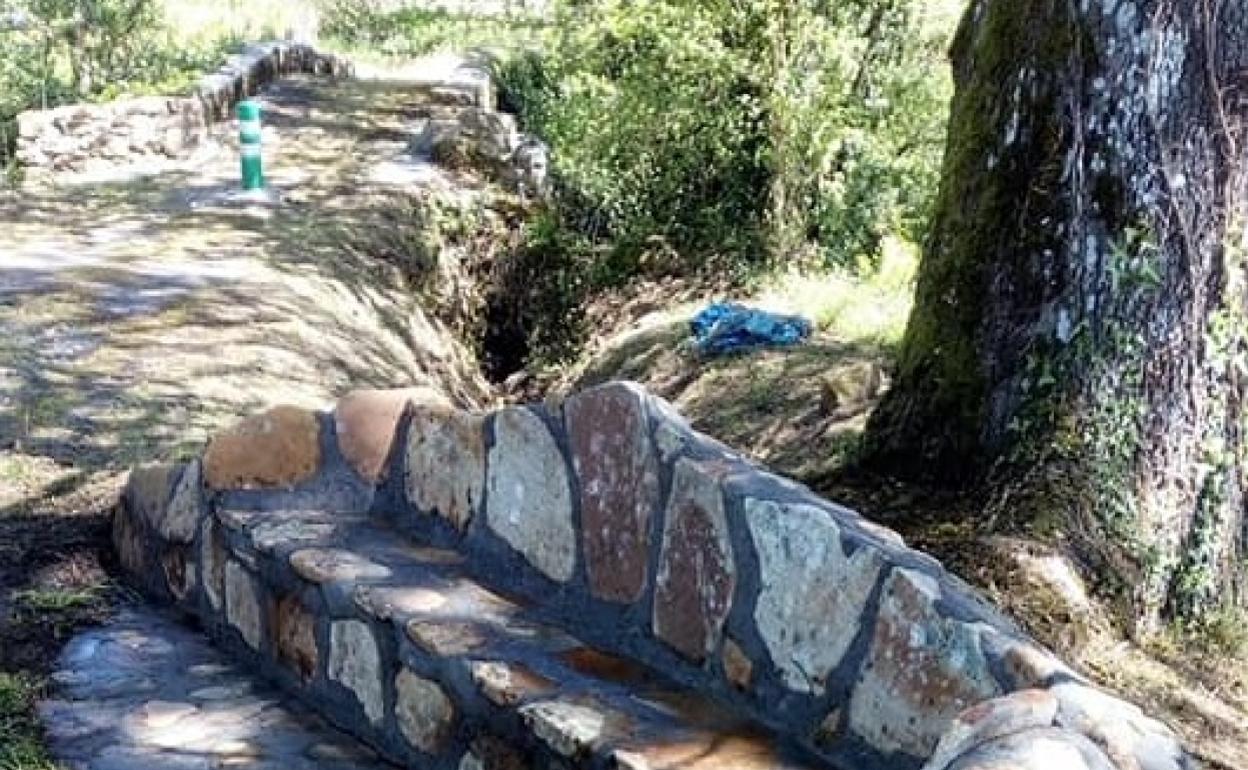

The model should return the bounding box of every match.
[40,604,396,770]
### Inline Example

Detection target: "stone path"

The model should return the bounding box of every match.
[40,604,396,770]
[1,56,513,769]
[0,63,492,501]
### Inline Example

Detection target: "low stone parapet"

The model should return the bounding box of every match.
[16,42,352,176]
[113,381,1193,770]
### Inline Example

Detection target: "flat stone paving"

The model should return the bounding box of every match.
[40,605,396,770]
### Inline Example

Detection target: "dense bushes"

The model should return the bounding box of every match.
[494,0,957,272]
[487,1,957,366]
[500,3,770,268]
[320,3,546,57]
[321,0,960,368]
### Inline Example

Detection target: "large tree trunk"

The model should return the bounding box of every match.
[864,0,1248,634]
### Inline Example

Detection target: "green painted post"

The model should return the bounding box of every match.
[237,100,264,191]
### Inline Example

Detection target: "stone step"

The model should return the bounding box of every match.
[113,382,1193,770]
[198,507,826,769]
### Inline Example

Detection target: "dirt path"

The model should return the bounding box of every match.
[0,63,497,718]
[2,70,490,485]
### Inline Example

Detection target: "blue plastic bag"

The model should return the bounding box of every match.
[689,302,812,355]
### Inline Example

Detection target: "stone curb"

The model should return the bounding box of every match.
[16,41,353,175]
[112,381,1193,770]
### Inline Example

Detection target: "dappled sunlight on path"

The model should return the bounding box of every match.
[0,70,491,515]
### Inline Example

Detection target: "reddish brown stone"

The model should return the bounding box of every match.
[272,593,319,681]
[848,568,1000,757]
[565,384,660,603]
[289,548,391,584]
[336,388,447,482]
[722,638,753,691]
[406,619,488,656]
[653,460,736,662]
[612,731,797,770]
[203,406,321,490]
[560,647,652,686]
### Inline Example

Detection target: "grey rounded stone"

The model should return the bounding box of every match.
[327,620,384,726]
[161,460,205,543]
[200,518,227,611]
[945,726,1118,770]
[1051,681,1189,770]
[485,408,576,582]
[745,498,885,694]
[406,406,486,531]
[395,668,456,754]
[924,689,1060,770]
[224,561,264,650]
[848,568,1001,758]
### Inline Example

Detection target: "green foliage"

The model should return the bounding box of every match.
[1170,227,1248,624]
[323,0,957,368]
[499,1,772,269]
[0,673,54,770]
[328,1,956,272]
[321,4,546,57]
[0,0,242,174]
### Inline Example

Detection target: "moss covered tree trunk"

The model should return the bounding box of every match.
[865,0,1248,634]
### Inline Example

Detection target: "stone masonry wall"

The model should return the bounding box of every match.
[113,382,1193,770]
[16,42,352,176]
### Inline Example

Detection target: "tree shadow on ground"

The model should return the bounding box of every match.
[1,75,493,499]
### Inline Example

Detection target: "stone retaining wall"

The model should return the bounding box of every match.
[113,382,1192,770]
[16,42,352,175]
[369,0,551,17]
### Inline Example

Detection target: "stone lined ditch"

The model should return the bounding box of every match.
[42,605,395,770]
[106,383,1192,770]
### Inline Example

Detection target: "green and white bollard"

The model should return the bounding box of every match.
[237,100,264,191]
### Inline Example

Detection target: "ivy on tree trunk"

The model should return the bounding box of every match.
[864,0,1248,634]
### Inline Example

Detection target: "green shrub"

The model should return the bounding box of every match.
[499,1,771,270]
[320,3,546,58]
[321,0,959,368]
[493,1,955,272]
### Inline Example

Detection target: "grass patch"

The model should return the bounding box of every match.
[322,7,547,59]
[160,0,317,44]
[0,673,55,770]
[13,586,105,614]
[1165,605,1248,660]
[753,236,918,351]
